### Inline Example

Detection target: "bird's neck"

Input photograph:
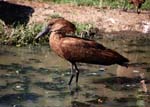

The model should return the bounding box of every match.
[49,32,64,58]
[50,32,64,40]
[49,32,64,48]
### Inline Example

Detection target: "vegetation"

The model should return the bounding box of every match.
[0,20,92,46]
[0,0,150,46]
[0,22,49,46]
[74,22,93,35]
[53,0,100,6]
[54,0,150,9]
[32,0,150,9]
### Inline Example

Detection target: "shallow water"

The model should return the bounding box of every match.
[0,39,150,107]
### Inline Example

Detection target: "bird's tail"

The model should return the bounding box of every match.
[118,57,129,68]
[119,62,129,68]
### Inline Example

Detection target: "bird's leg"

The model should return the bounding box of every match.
[68,63,75,86]
[74,63,80,89]
[68,63,77,95]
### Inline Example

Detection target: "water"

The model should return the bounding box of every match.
[0,39,150,107]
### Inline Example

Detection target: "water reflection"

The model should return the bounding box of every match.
[0,39,150,107]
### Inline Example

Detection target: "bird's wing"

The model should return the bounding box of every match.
[61,37,106,50]
[59,37,107,63]
[59,37,128,65]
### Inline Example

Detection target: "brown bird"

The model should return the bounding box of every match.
[35,18,129,87]
[124,0,145,13]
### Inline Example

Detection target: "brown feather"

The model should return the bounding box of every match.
[36,18,129,86]
[48,18,76,34]
[50,32,128,65]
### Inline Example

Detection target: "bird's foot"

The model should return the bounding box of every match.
[75,86,80,93]
[68,85,73,95]
[68,84,80,97]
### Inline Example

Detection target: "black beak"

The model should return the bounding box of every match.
[35,26,50,40]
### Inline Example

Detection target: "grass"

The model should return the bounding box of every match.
[0,22,49,46]
[53,0,100,6]
[29,0,150,10]
[0,0,150,46]
[49,13,61,19]
[74,22,93,35]
[103,0,150,10]
[141,0,150,10]
[0,20,92,46]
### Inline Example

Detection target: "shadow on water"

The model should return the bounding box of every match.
[0,93,41,107]
[0,37,150,107]
[0,50,17,56]
[0,1,34,27]
[93,77,141,91]
[34,81,66,91]
[0,63,52,75]
[71,101,91,107]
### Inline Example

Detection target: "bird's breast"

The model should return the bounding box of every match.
[49,34,64,58]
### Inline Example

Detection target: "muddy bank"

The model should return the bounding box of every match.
[1,1,150,39]
[12,1,150,35]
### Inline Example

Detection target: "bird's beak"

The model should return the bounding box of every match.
[35,26,50,39]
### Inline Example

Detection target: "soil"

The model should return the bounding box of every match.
[3,0,150,37]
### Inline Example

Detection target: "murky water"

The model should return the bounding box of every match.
[0,39,150,107]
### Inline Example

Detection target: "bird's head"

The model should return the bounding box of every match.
[35,18,76,39]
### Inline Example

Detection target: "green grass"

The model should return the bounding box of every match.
[103,0,150,10]
[141,0,150,10]
[74,22,92,35]
[32,0,150,10]
[49,13,61,19]
[0,20,93,46]
[0,22,49,46]
[53,0,100,6]
[1,0,149,46]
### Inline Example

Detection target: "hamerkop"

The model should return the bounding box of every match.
[35,18,129,87]
[124,0,145,13]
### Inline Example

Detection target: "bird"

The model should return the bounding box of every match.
[35,18,129,88]
[123,0,145,14]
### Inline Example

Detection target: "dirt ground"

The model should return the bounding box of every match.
[5,1,150,36]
